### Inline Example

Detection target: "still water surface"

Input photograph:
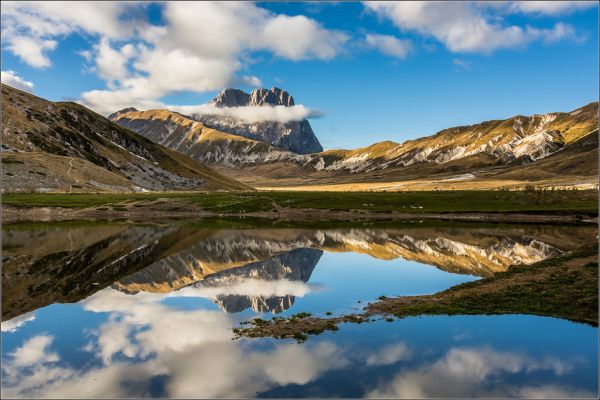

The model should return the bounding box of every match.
[1,222,597,398]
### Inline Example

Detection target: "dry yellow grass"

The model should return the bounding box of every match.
[256,177,598,192]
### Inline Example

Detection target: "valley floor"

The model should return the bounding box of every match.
[2,190,597,224]
[254,177,598,192]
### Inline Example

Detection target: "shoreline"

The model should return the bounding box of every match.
[234,243,599,342]
[2,204,597,225]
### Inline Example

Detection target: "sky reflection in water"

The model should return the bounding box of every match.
[1,223,597,398]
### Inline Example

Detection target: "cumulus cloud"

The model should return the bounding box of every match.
[8,335,59,368]
[0,70,34,93]
[0,1,137,67]
[2,2,346,113]
[507,1,597,16]
[364,33,412,58]
[1,287,349,398]
[365,342,412,366]
[75,2,346,115]
[255,14,348,60]
[240,75,262,87]
[367,346,585,398]
[363,1,580,53]
[93,37,136,84]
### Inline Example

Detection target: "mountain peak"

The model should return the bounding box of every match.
[210,88,250,108]
[209,87,295,108]
[249,87,294,107]
[108,107,138,119]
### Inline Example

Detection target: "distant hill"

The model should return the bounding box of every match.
[110,95,598,189]
[1,84,250,192]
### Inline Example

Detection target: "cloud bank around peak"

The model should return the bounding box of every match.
[80,90,323,123]
[171,103,323,124]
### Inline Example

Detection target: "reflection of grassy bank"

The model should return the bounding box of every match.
[235,243,599,341]
[366,243,598,325]
[3,190,598,214]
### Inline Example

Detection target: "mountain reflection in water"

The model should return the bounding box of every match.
[2,222,597,398]
[2,222,595,320]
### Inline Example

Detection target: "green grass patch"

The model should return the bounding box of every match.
[1,190,597,214]
[370,243,599,325]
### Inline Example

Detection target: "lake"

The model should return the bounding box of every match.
[1,221,597,398]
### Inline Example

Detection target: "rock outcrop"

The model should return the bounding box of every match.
[197,87,322,154]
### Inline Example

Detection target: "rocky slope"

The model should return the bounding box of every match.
[2,224,187,320]
[110,99,598,187]
[111,87,322,155]
[196,87,322,154]
[112,87,323,155]
[1,84,249,192]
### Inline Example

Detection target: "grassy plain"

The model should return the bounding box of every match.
[2,189,598,214]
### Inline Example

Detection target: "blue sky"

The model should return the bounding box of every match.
[1,1,598,149]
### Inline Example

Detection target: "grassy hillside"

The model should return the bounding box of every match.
[1,84,250,192]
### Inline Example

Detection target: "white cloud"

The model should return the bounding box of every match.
[516,384,597,398]
[365,342,412,366]
[8,335,59,367]
[0,1,137,68]
[171,278,320,298]
[453,58,472,70]
[1,70,34,93]
[1,287,349,398]
[3,35,57,68]
[363,1,580,53]
[80,91,322,122]
[256,14,348,60]
[93,37,135,84]
[76,2,347,115]
[364,33,412,58]
[240,75,262,87]
[507,1,597,16]
[367,346,583,398]
[174,103,323,124]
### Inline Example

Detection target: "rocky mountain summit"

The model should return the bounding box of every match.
[210,87,295,107]
[194,87,322,154]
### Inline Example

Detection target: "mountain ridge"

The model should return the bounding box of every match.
[1,84,250,193]
[110,97,598,189]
